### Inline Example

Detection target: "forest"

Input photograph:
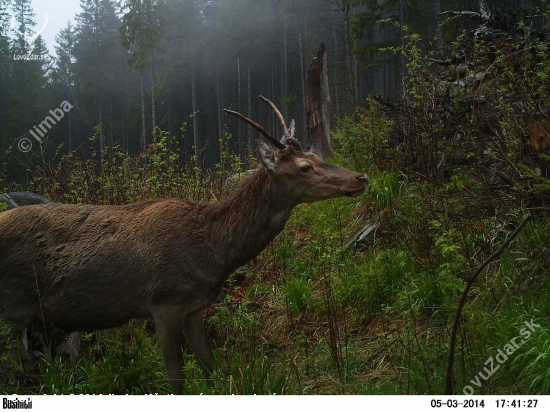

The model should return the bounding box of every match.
[1,0,550,396]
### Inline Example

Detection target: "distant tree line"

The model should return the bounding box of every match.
[0,0,545,182]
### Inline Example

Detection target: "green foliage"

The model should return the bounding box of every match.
[77,322,168,394]
[0,320,20,394]
[25,124,244,206]
[283,276,314,317]
[332,101,394,173]
[513,324,550,394]
[519,162,550,194]
[38,321,170,395]
[281,96,296,109]
[0,318,13,361]
[119,0,164,69]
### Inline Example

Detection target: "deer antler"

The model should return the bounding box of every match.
[289,119,296,140]
[259,95,291,141]
[223,109,286,150]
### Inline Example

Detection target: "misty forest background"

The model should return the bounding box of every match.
[0,0,534,175]
[2,0,550,396]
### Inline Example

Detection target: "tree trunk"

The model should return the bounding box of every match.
[399,0,405,94]
[122,113,126,152]
[151,50,156,137]
[352,6,359,107]
[236,54,242,156]
[215,54,223,157]
[434,0,442,52]
[191,28,199,159]
[167,93,171,137]
[306,43,332,159]
[270,51,275,136]
[282,15,288,121]
[298,29,306,144]
[140,65,146,154]
[109,99,113,161]
[343,2,353,110]
[98,100,104,160]
[68,91,72,152]
[247,64,251,154]
[332,14,340,117]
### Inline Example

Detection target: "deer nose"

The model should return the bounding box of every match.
[357,175,369,186]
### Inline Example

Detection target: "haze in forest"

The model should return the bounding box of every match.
[0,0,544,183]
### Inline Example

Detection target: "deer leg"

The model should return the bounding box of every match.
[152,305,186,394]
[182,309,213,377]
[0,309,36,364]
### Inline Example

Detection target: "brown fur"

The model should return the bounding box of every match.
[530,113,550,153]
[0,143,367,393]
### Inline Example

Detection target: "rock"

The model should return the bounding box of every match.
[346,209,391,251]
[467,71,486,83]
[0,192,54,210]
[456,64,469,77]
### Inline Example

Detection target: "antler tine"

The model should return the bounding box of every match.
[259,95,291,139]
[289,119,296,139]
[223,109,286,150]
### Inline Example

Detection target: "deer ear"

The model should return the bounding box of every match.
[256,140,276,172]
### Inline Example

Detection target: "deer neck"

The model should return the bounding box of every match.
[209,167,294,272]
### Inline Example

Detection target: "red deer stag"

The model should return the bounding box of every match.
[0,97,368,393]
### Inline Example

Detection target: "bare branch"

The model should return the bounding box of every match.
[439,10,486,22]
[444,214,532,395]
[428,57,463,66]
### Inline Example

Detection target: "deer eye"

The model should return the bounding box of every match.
[300,165,312,173]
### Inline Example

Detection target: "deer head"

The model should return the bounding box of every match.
[224,96,368,205]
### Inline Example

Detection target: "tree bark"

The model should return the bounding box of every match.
[247,64,251,154]
[399,0,405,94]
[352,6,359,108]
[122,113,126,152]
[140,65,146,154]
[215,54,223,157]
[343,1,353,110]
[151,51,156,136]
[283,15,288,121]
[236,54,241,156]
[99,100,104,161]
[306,43,332,159]
[332,15,340,117]
[270,52,275,136]
[298,29,306,144]
[434,0,442,51]
[109,99,113,161]
[68,91,72,152]
[191,23,199,159]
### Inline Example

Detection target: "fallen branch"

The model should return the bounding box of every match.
[372,94,408,113]
[429,58,457,67]
[439,10,486,22]
[444,214,532,395]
